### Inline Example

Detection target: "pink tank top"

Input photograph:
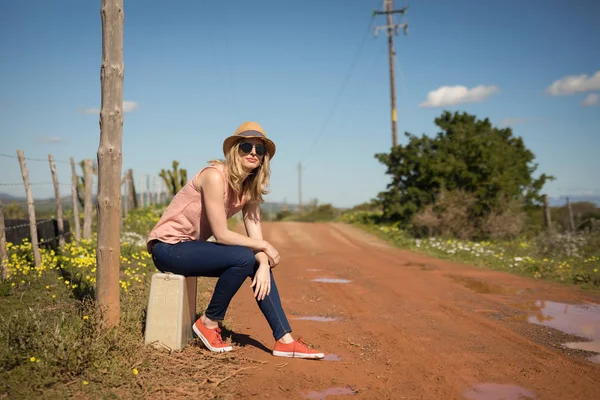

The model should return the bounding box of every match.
[146,164,246,253]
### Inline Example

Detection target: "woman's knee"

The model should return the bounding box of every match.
[234,246,256,271]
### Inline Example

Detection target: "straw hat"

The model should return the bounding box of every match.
[222,121,276,159]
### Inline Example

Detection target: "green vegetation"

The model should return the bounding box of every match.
[374,111,553,234]
[0,206,242,398]
[340,210,600,289]
[335,110,599,289]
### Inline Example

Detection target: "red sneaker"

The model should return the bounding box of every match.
[272,338,325,359]
[192,318,233,353]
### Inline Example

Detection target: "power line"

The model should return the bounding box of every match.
[304,13,378,157]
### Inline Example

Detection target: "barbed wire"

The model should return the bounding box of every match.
[0,153,70,164]
[0,182,71,187]
[3,219,55,232]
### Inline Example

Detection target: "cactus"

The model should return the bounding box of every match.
[159,160,188,196]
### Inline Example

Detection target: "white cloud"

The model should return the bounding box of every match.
[581,93,600,107]
[79,100,139,115]
[37,136,63,143]
[80,107,100,115]
[546,70,600,96]
[123,101,139,113]
[500,117,527,126]
[419,85,499,108]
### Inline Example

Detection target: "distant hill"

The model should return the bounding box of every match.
[548,195,600,207]
[0,193,22,202]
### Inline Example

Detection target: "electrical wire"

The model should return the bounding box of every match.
[304,12,378,158]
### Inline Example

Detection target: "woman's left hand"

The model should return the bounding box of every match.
[250,264,271,301]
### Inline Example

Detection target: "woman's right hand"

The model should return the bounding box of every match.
[263,241,280,267]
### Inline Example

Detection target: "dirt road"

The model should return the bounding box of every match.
[219,222,600,399]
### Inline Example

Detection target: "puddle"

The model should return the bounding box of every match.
[464,383,535,400]
[450,275,515,294]
[525,300,600,363]
[292,316,339,322]
[312,278,352,284]
[304,387,356,399]
[323,353,342,361]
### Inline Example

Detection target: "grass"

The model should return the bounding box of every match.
[0,205,247,399]
[338,211,600,290]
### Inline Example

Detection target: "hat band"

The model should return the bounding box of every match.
[237,130,265,138]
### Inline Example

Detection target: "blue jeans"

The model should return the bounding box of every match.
[150,240,292,341]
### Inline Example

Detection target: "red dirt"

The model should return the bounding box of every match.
[216,222,600,399]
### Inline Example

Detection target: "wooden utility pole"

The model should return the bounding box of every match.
[0,201,8,280]
[97,0,124,328]
[17,150,41,267]
[48,154,65,247]
[69,157,82,242]
[298,162,302,211]
[83,159,94,239]
[374,0,408,148]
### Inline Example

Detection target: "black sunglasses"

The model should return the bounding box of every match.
[239,142,267,156]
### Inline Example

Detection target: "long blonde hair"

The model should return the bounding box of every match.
[209,140,271,203]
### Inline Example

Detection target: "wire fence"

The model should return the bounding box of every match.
[0,149,170,278]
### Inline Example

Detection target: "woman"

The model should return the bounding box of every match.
[147,121,325,359]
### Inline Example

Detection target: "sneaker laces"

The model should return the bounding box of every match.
[295,337,310,350]
[211,327,226,345]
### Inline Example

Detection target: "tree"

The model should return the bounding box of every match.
[375,111,553,223]
[159,161,188,197]
[3,202,26,219]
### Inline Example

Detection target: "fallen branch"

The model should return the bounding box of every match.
[210,366,257,387]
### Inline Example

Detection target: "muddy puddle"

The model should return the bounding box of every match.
[521,300,600,363]
[304,387,355,399]
[463,383,535,400]
[450,275,516,294]
[292,316,339,322]
[312,278,352,284]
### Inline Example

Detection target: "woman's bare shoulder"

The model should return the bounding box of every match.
[194,166,223,191]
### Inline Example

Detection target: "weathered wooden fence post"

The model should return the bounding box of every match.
[83,158,94,239]
[152,175,157,206]
[0,201,8,280]
[17,149,41,267]
[122,174,128,222]
[127,169,137,210]
[70,157,82,242]
[96,0,124,327]
[139,174,144,208]
[145,174,150,206]
[48,154,66,247]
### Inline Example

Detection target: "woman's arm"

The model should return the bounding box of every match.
[243,201,271,266]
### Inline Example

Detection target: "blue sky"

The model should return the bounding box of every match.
[1,0,599,208]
